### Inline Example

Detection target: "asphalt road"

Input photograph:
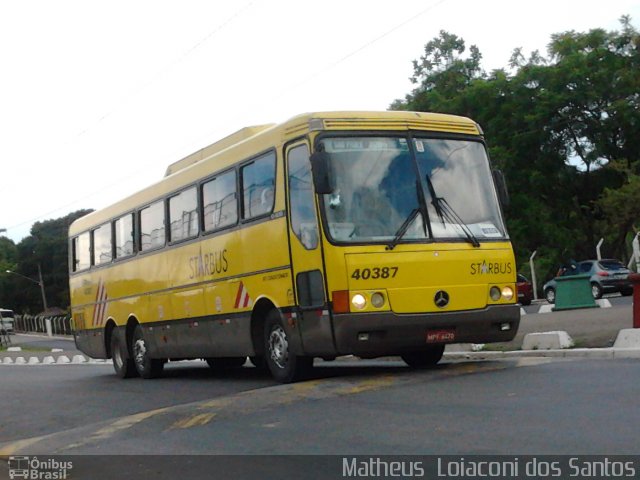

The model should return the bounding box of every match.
[1,357,639,457]
[2,308,640,480]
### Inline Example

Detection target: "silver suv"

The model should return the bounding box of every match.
[543,259,633,303]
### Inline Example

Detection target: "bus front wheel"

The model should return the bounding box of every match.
[132,324,164,379]
[110,331,137,379]
[264,310,312,383]
[401,345,445,368]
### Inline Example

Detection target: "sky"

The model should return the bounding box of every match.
[1,0,638,243]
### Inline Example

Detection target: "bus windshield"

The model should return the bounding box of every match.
[318,135,507,245]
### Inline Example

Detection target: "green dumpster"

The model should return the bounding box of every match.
[553,273,598,311]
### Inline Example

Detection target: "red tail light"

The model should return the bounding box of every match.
[332,290,350,313]
[597,271,610,277]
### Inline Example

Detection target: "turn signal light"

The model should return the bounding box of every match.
[332,290,350,313]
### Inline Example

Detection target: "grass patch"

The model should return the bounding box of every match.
[480,343,520,352]
[0,344,50,352]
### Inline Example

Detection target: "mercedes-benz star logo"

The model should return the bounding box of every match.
[434,290,450,308]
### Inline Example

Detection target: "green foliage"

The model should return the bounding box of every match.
[0,237,18,309]
[391,17,640,289]
[5,209,93,313]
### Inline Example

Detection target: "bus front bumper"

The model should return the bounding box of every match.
[331,304,520,357]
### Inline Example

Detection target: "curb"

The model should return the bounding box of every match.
[2,348,639,366]
[444,347,640,361]
[0,354,112,366]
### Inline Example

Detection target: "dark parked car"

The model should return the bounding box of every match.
[516,273,533,306]
[543,259,633,303]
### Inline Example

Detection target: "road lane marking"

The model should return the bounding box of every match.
[171,413,217,430]
[61,407,171,452]
[0,358,560,455]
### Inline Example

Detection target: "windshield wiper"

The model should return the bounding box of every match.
[386,208,421,251]
[425,174,481,248]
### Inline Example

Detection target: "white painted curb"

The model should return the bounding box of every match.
[27,357,40,365]
[51,348,64,353]
[3,357,13,364]
[613,328,640,348]
[7,346,22,352]
[56,355,70,364]
[522,331,574,350]
[42,356,56,365]
[72,355,87,364]
[14,357,26,364]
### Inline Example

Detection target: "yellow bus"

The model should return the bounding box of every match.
[69,111,519,383]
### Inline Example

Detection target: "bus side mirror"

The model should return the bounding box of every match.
[492,169,510,207]
[310,151,335,194]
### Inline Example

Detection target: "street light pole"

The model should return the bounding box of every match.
[37,264,49,312]
[4,268,48,312]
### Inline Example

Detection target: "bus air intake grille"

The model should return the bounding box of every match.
[321,118,479,135]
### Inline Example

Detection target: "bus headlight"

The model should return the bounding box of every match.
[490,286,501,301]
[370,292,385,308]
[501,286,514,301]
[351,294,367,310]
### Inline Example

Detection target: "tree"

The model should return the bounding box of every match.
[13,209,93,313]
[0,236,18,309]
[390,30,484,113]
[391,18,640,289]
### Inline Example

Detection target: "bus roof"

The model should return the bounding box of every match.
[69,111,480,236]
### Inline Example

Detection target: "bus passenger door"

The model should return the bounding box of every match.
[286,142,335,356]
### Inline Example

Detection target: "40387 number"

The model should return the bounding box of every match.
[351,267,398,280]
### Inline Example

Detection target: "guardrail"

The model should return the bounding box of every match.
[15,314,74,336]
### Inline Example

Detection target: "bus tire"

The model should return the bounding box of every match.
[264,310,312,383]
[206,357,247,369]
[401,345,445,368]
[110,331,137,379]
[132,324,164,379]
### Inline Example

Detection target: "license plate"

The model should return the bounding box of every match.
[426,329,456,343]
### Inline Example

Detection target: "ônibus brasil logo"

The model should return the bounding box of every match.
[8,456,73,480]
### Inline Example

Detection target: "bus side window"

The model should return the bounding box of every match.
[72,232,91,272]
[168,187,199,242]
[202,170,238,232]
[139,200,166,251]
[114,213,135,258]
[92,222,113,266]
[241,151,276,220]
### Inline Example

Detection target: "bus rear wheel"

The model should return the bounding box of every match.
[401,345,445,368]
[132,324,164,379]
[264,310,312,383]
[110,330,137,379]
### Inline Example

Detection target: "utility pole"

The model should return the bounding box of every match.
[529,250,538,301]
[37,263,49,312]
[596,238,604,261]
[632,233,640,273]
[5,268,48,312]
